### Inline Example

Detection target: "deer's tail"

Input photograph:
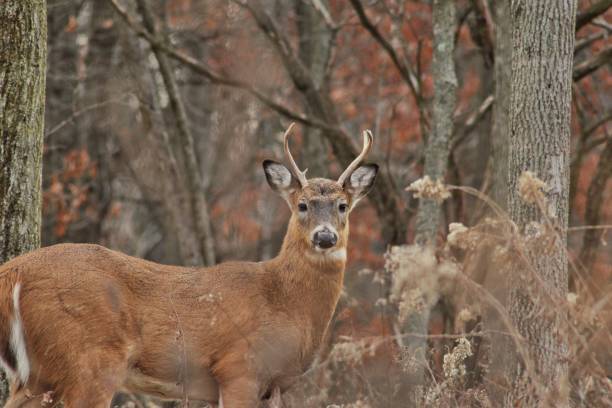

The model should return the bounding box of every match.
[0,273,30,387]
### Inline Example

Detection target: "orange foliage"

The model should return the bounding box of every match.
[43,149,97,238]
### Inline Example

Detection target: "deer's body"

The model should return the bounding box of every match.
[0,126,377,407]
[0,238,342,405]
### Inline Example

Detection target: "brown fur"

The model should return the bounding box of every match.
[0,176,370,408]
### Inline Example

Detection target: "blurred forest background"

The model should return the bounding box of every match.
[0,0,610,407]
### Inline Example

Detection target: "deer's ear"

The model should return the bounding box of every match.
[343,164,378,208]
[263,160,300,199]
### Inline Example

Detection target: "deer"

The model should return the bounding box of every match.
[0,123,378,408]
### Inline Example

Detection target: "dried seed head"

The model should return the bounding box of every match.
[406,175,451,203]
[518,171,548,205]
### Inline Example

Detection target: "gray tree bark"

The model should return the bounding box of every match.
[504,0,577,405]
[491,0,511,209]
[486,1,513,402]
[296,0,332,177]
[136,0,216,266]
[396,0,457,400]
[414,0,457,247]
[117,24,197,265]
[0,0,47,401]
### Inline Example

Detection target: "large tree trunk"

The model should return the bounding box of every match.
[504,0,577,405]
[414,0,457,247]
[0,0,47,401]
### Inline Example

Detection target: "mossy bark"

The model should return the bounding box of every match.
[0,0,47,401]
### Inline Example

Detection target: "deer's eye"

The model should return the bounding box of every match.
[339,203,348,213]
[298,203,308,212]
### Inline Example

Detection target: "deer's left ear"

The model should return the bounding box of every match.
[343,164,378,208]
[263,160,300,201]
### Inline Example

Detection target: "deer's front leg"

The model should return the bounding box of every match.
[214,343,261,408]
[218,376,259,408]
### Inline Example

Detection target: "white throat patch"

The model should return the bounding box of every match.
[306,247,347,263]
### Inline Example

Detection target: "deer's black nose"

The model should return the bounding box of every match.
[313,229,337,249]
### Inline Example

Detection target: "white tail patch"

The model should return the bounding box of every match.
[10,283,30,383]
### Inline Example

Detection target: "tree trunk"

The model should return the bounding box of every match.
[296,0,332,177]
[136,0,216,266]
[491,0,511,209]
[486,0,513,402]
[414,0,457,247]
[397,0,457,400]
[0,0,47,401]
[504,0,577,405]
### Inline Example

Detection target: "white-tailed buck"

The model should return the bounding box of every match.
[0,124,378,408]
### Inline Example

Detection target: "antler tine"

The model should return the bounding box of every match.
[283,123,308,187]
[337,130,373,186]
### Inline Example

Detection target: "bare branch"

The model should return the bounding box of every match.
[348,0,423,105]
[584,111,612,138]
[576,0,612,31]
[310,0,337,29]
[109,0,327,131]
[468,0,495,67]
[452,94,495,149]
[45,95,130,138]
[575,31,606,54]
[577,137,612,275]
[573,44,612,81]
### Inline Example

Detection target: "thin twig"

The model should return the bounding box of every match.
[45,96,130,138]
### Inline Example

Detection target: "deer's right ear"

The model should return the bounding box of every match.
[263,160,300,199]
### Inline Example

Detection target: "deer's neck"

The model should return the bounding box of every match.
[274,218,346,286]
[267,220,346,342]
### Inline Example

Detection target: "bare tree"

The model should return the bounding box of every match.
[504,0,577,405]
[0,0,47,401]
[136,0,216,266]
[414,0,457,246]
[388,0,458,399]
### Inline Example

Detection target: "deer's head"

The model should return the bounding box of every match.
[263,124,378,255]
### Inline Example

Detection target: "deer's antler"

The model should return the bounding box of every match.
[283,123,308,187]
[337,130,373,186]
